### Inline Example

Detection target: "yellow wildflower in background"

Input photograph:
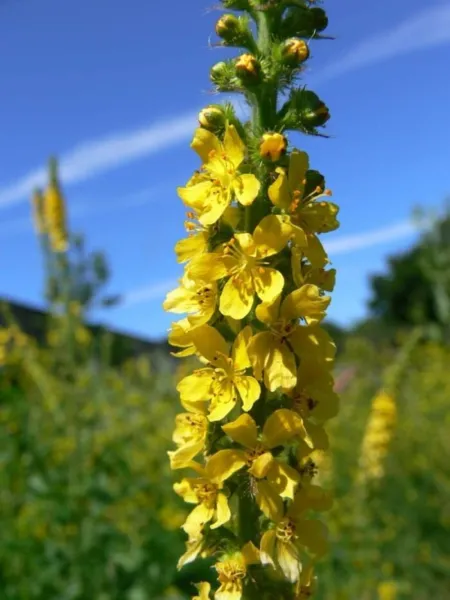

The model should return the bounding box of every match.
[358,390,397,484]
[43,157,69,253]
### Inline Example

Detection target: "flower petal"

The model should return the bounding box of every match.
[303,233,328,269]
[175,231,208,263]
[264,342,297,392]
[268,168,291,210]
[280,284,330,323]
[248,451,273,478]
[187,253,229,283]
[266,461,300,499]
[288,150,309,193]
[220,272,254,319]
[191,127,221,163]
[232,325,252,370]
[247,331,273,381]
[178,180,212,209]
[260,530,277,568]
[241,541,260,566]
[296,519,329,557]
[205,449,247,483]
[253,215,292,257]
[177,370,214,403]
[183,503,215,538]
[253,268,284,304]
[223,124,245,168]
[263,409,306,448]
[233,173,260,206]
[222,413,258,449]
[277,540,301,583]
[289,326,336,369]
[190,325,229,363]
[234,375,261,411]
[255,296,281,326]
[168,440,205,470]
[255,480,284,522]
[211,492,231,529]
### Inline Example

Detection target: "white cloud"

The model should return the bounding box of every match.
[118,219,418,309]
[327,220,416,254]
[0,185,163,238]
[121,278,178,307]
[0,112,197,209]
[316,3,450,83]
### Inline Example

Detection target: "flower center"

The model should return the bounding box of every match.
[292,391,318,417]
[196,285,215,306]
[195,482,218,505]
[276,518,296,542]
[216,558,246,582]
[180,414,206,440]
[245,444,267,466]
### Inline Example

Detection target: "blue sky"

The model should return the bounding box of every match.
[1,0,450,339]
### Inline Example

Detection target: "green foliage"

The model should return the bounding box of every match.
[368,212,450,338]
[316,340,450,599]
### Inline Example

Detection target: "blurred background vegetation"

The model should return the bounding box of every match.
[1,174,450,599]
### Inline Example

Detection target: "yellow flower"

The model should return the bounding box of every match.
[168,404,209,469]
[177,325,260,421]
[44,158,69,253]
[260,132,287,161]
[164,275,218,327]
[178,536,209,570]
[174,449,246,539]
[235,53,259,77]
[192,582,211,600]
[178,124,260,225]
[260,487,331,582]
[221,411,306,519]
[187,215,292,319]
[168,318,197,357]
[215,543,260,600]
[289,361,339,453]
[31,188,46,234]
[247,286,331,391]
[358,390,397,484]
[268,150,339,267]
[176,215,209,263]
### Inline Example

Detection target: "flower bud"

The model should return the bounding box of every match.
[300,91,330,127]
[259,133,287,162]
[282,38,309,66]
[210,61,228,85]
[216,14,240,42]
[310,7,329,32]
[235,54,260,83]
[198,105,226,131]
[221,0,250,9]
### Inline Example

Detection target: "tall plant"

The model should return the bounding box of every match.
[164,2,340,598]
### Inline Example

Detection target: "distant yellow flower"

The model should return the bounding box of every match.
[247,286,331,391]
[177,325,260,421]
[221,411,305,519]
[260,486,331,582]
[44,158,69,253]
[260,132,287,161]
[358,390,397,484]
[31,188,46,234]
[187,215,292,319]
[168,404,208,469]
[269,151,339,267]
[178,125,260,225]
[174,449,246,539]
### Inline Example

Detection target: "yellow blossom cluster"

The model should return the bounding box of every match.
[165,125,340,598]
[358,391,397,484]
[164,1,340,598]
